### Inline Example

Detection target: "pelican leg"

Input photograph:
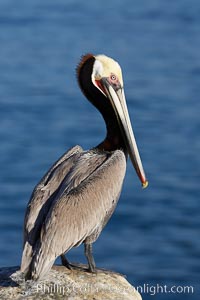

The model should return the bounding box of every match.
[60,254,72,270]
[84,243,96,273]
[61,254,85,271]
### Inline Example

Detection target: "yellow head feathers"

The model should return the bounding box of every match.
[93,54,123,86]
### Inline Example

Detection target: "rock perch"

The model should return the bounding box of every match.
[0,265,142,300]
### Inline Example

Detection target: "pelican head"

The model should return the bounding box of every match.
[77,54,148,188]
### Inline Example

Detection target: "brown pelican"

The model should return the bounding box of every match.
[20,54,148,281]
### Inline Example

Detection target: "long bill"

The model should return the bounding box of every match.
[100,78,148,188]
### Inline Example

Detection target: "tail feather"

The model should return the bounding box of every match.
[25,241,55,281]
[20,241,33,274]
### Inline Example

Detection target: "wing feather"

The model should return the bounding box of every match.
[30,150,126,280]
[21,145,83,273]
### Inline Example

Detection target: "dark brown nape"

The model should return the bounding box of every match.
[76,54,94,80]
[76,54,126,153]
[76,53,95,100]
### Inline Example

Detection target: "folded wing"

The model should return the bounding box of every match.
[26,149,126,280]
[21,145,83,273]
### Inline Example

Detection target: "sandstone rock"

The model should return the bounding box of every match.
[0,265,142,300]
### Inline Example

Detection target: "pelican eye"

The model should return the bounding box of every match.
[110,74,117,81]
[109,74,121,90]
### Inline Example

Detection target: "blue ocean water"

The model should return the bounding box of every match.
[0,0,199,299]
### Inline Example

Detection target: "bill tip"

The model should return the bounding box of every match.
[142,180,149,189]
